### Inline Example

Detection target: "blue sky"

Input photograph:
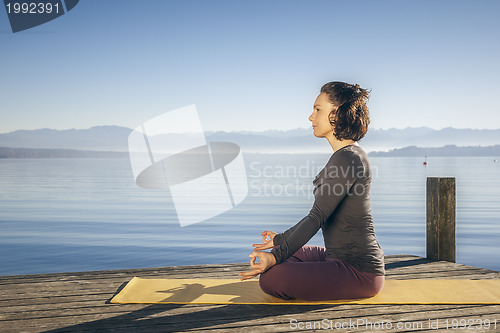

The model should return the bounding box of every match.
[1,0,499,133]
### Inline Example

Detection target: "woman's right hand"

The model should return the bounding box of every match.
[252,230,277,251]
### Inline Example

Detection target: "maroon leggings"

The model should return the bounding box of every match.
[259,245,385,301]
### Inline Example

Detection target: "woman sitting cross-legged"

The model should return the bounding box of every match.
[238,81,385,301]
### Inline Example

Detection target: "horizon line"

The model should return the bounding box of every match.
[2,125,500,135]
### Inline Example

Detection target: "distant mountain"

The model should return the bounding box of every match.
[369,145,500,157]
[0,126,131,151]
[0,147,128,158]
[361,127,500,152]
[1,126,500,154]
[205,131,331,153]
[224,127,313,138]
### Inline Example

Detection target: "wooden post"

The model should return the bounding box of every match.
[426,177,456,262]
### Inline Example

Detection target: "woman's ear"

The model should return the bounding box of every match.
[328,111,336,127]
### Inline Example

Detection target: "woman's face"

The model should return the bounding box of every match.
[309,92,335,138]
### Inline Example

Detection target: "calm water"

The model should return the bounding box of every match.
[0,154,499,276]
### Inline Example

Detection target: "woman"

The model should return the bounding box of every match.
[238,81,385,301]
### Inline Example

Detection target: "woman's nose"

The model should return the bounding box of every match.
[308,112,314,122]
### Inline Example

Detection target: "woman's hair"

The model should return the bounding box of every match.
[320,81,370,141]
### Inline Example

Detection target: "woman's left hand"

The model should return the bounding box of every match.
[238,251,277,281]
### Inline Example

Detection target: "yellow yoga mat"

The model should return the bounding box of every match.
[110,277,500,305]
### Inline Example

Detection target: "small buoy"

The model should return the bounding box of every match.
[423,161,428,166]
[423,155,428,166]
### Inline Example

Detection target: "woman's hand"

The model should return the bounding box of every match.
[252,230,277,251]
[238,251,277,281]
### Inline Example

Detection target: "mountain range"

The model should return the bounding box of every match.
[370,145,500,157]
[1,126,500,155]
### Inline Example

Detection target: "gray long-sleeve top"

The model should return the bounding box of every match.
[271,145,386,275]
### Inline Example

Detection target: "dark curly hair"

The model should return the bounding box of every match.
[320,81,370,141]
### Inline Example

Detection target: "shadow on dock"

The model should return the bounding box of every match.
[43,303,337,333]
[384,256,431,270]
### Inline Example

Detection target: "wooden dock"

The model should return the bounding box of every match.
[1,254,499,332]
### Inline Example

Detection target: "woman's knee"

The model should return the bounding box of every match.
[258,271,271,294]
[258,266,293,300]
[258,269,279,298]
[259,266,281,291]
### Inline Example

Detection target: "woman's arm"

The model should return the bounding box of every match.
[272,216,307,246]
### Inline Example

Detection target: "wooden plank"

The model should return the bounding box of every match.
[427,177,456,262]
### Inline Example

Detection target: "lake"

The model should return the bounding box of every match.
[0,153,499,276]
